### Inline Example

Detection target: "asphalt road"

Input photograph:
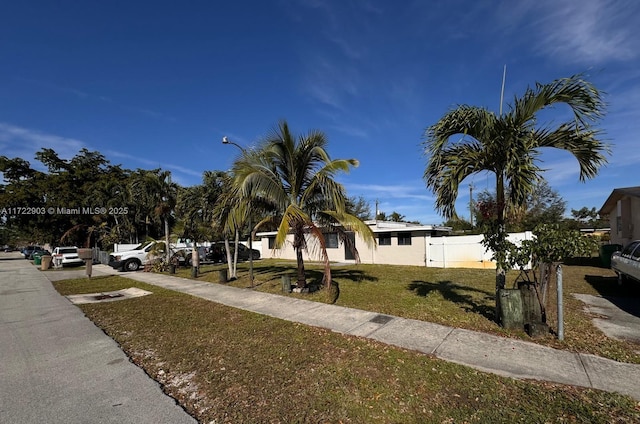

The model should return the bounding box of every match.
[0,253,197,424]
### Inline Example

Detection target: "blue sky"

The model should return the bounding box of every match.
[1,0,639,224]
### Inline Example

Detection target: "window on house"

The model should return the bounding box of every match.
[378,233,391,246]
[268,237,275,249]
[324,233,339,248]
[398,232,412,245]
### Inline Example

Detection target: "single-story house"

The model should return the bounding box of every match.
[256,220,533,269]
[599,186,640,247]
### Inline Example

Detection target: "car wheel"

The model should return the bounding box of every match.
[124,259,140,272]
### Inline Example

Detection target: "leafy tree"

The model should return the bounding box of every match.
[130,169,178,264]
[568,206,608,229]
[474,181,566,231]
[388,211,406,222]
[345,195,372,221]
[443,218,474,232]
[375,211,387,221]
[374,210,407,222]
[506,224,598,324]
[423,74,608,322]
[1,148,133,247]
[231,120,375,289]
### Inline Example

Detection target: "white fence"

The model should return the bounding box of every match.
[427,231,533,269]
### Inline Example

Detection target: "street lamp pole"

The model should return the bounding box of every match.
[222,136,254,287]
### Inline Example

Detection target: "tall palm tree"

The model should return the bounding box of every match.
[423,74,608,316]
[130,169,178,264]
[231,120,375,288]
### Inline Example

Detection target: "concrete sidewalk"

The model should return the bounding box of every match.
[0,256,196,424]
[93,264,640,401]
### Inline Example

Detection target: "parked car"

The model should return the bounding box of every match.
[28,247,48,260]
[205,244,227,263]
[611,241,640,284]
[108,240,169,272]
[22,245,41,259]
[207,242,260,262]
[172,246,208,266]
[31,249,51,261]
[52,246,84,267]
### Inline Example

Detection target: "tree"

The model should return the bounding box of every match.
[443,218,474,232]
[130,169,178,264]
[345,195,372,221]
[175,171,226,243]
[231,120,375,289]
[1,148,131,247]
[423,74,608,323]
[388,211,406,222]
[474,181,566,231]
[569,206,608,229]
[507,224,598,327]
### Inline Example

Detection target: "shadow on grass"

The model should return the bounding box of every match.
[408,280,495,321]
[583,274,640,318]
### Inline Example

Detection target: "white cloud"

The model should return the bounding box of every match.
[0,122,85,165]
[105,150,203,179]
[501,0,639,64]
[346,182,433,201]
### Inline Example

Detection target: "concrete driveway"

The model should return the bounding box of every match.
[574,293,640,349]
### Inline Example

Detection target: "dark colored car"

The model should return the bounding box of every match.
[31,249,51,261]
[205,244,227,263]
[206,242,260,262]
[22,245,42,259]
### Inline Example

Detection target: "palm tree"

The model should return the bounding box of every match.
[231,120,375,288]
[423,74,608,317]
[130,169,178,264]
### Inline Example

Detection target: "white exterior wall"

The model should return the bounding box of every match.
[608,196,640,246]
[259,231,533,269]
[357,232,427,266]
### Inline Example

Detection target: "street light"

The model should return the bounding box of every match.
[222,136,254,287]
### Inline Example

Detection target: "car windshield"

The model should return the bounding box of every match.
[622,242,640,256]
[59,248,77,254]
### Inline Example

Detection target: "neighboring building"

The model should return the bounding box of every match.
[599,186,640,246]
[256,220,533,269]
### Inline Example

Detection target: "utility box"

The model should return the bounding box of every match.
[218,269,228,283]
[498,288,524,330]
[281,275,291,293]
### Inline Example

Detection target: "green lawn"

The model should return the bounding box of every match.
[169,258,640,364]
[53,274,640,423]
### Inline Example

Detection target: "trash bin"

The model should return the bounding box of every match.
[41,255,52,270]
[599,244,622,268]
[218,269,228,283]
[34,255,42,266]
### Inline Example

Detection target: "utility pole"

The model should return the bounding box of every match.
[469,183,474,227]
[222,136,254,287]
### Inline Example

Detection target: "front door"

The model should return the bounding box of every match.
[344,232,356,260]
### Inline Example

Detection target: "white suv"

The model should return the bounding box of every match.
[52,246,84,267]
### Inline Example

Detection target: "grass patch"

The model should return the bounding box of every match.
[167,259,640,363]
[54,275,640,423]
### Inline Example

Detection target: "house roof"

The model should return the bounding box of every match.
[599,186,640,215]
[363,220,452,234]
[255,221,452,237]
